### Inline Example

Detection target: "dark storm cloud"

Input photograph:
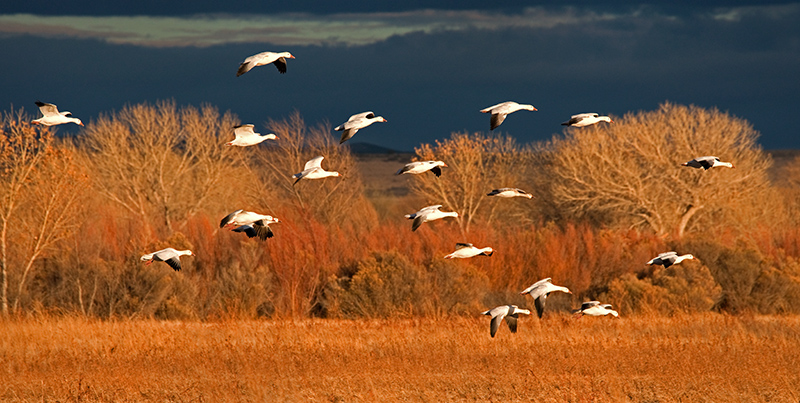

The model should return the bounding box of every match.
[1,5,798,151]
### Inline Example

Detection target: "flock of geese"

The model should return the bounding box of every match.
[30,50,731,337]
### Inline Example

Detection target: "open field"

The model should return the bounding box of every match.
[2,315,799,402]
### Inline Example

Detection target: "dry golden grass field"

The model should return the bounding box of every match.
[2,314,799,402]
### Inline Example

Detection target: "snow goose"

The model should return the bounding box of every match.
[486,188,534,199]
[226,124,277,147]
[335,111,387,144]
[395,161,446,177]
[480,101,537,131]
[404,205,458,231]
[32,101,83,127]
[220,210,280,240]
[681,156,734,170]
[646,251,694,268]
[482,305,531,338]
[237,51,294,76]
[292,156,340,185]
[444,243,494,259]
[561,113,613,127]
[574,301,619,318]
[520,278,572,318]
[140,248,193,272]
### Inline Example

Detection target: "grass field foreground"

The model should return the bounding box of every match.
[2,314,799,402]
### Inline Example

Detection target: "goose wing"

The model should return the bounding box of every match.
[220,210,244,227]
[348,111,375,121]
[490,113,507,130]
[480,101,513,113]
[534,295,547,318]
[233,124,256,139]
[253,220,275,240]
[35,101,60,117]
[163,257,183,271]
[489,310,506,338]
[505,314,519,333]
[152,249,181,271]
[521,277,552,295]
[411,215,425,231]
[273,57,288,74]
[339,129,358,144]
[304,156,325,170]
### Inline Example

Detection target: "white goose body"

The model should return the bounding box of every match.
[237,51,294,76]
[444,243,494,259]
[220,210,280,240]
[404,205,459,231]
[226,124,277,147]
[486,187,533,199]
[681,156,734,170]
[32,101,83,126]
[646,251,694,268]
[575,301,619,317]
[561,113,613,127]
[520,278,572,318]
[335,111,387,144]
[480,101,537,130]
[140,248,193,271]
[482,305,531,338]
[396,161,446,177]
[292,156,340,184]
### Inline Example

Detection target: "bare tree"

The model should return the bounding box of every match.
[0,109,87,315]
[547,102,774,239]
[409,132,531,233]
[80,101,244,237]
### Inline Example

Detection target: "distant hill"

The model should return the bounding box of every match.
[346,142,407,154]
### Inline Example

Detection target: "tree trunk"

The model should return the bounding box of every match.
[677,204,704,239]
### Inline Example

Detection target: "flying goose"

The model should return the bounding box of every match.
[32,101,83,126]
[335,111,387,144]
[574,301,619,318]
[292,156,340,185]
[404,205,459,231]
[237,51,295,76]
[396,161,447,177]
[646,251,694,268]
[681,156,734,170]
[444,243,494,259]
[140,248,193,271]
[482,305,531,338]
[520,278,572,318]
[479,101,537,131]
[220,210,280,240]
[561,113,613,127]
[486,188,534,199]
[226,124,277,147]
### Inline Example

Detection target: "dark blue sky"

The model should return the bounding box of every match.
[1,2,799,151]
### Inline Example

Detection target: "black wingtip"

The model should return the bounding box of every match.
[35,100,46,107]
[431,166,442,177]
